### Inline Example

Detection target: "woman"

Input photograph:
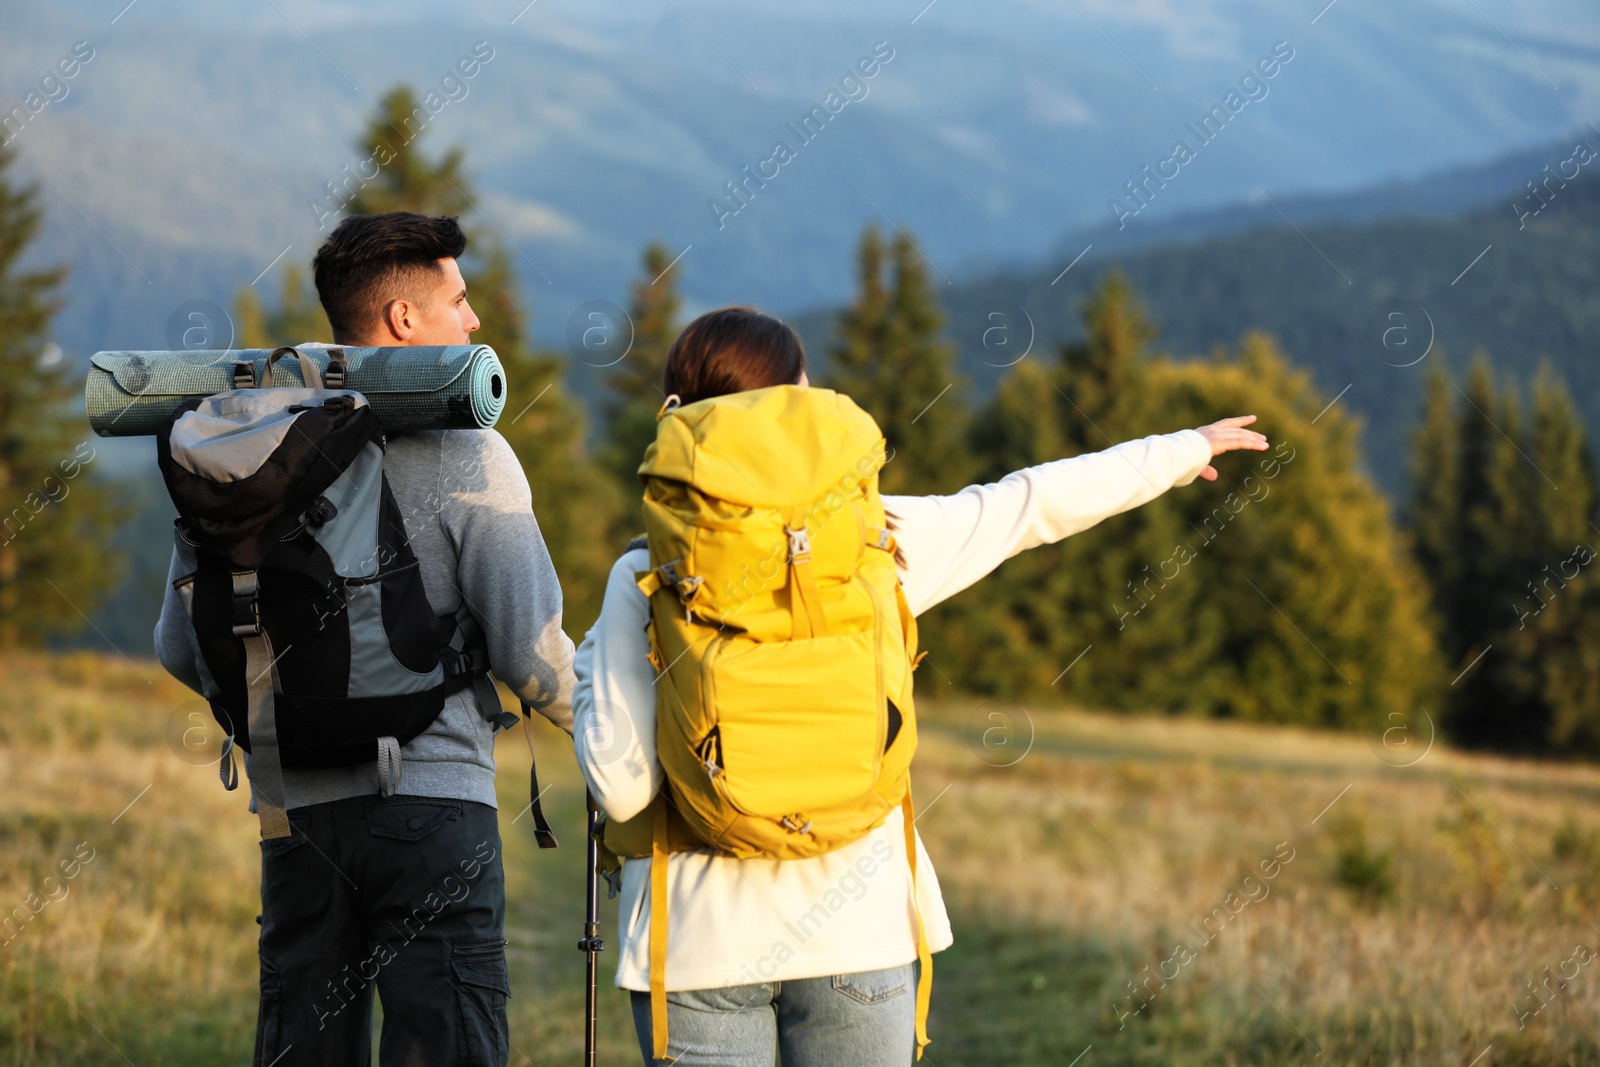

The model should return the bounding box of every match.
[572,306,1268,1066]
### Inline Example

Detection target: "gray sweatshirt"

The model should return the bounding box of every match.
[153,427,576,811]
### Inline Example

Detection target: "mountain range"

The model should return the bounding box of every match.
[6,0,1600,372]
[8,0,1600,648]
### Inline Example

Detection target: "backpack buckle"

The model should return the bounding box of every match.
[325,349,347,389]
[302,496,338,528]
[659,561,704,613]
[230,572,261,636]
[785,526,812,564]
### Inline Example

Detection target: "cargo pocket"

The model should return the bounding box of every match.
[253,958,284,1066]
[832,965,910,1006]
[366,800,462,842]
[707,630,883,817]
[451,938,511,1066]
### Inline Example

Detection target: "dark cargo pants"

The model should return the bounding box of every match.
[253,794,511,1066]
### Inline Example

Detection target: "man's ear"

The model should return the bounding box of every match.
[381,299,415,343]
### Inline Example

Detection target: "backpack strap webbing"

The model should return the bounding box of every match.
[902,785,934,1060]
[232,570,291,840]
[520,702,559,850]
[261,346,325,389]
[437,608,520,731]
[649,795,671,1060]
[784,517,829,640]
[218,736,238,791]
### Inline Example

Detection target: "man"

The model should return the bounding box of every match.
[154,212,574,1065]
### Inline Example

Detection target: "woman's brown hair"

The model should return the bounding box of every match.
[661,306,805,405]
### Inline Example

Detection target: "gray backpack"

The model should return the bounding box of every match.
[157,347,556,846]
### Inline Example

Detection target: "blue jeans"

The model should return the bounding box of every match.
[629,963,916,1066]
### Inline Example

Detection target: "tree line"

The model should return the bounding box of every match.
[2,85,1596,759]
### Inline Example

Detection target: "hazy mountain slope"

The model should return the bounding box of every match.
[839,161,1600,504]
[5,0,1600,380]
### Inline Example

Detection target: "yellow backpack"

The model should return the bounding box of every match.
[602,384,933,1059]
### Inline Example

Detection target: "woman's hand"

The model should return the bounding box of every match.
[1193,415,1269,482]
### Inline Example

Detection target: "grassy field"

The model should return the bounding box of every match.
[3,651,1600,1065]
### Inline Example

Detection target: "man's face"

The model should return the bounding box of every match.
[397,257,479,345]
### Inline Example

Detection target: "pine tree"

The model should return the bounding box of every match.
[235,263,331,347]
[1054,271,1153,450]
[829,225,889,395]
[1524,362,1600,754]
[477,244,621,630]
[827,225,969,494]
[1415,353,1600,755]
[1524,361,1598,565]
[1406,355,1462,653]
[0,145,122,646]
[929,277,1170,696]
[344,86,471,218]
[599,241,682,497]
[1437,355,1537,749]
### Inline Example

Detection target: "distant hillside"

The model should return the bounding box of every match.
[8,0,1600,381]
[798,139,1600,503]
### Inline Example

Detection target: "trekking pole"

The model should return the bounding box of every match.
[579,791,604,1066]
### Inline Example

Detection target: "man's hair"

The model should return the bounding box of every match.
[311,212,468,341]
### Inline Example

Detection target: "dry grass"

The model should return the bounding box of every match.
[911,699,1600,1065]
[0,652,260,1063]
[2,652,1598,1064]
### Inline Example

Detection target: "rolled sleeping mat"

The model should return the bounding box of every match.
[86,344,507,436]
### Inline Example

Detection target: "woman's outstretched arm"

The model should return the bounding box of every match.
[889,417,1268,616]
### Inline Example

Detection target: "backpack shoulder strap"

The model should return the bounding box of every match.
[436,604,518,730]
[232,568,292,840]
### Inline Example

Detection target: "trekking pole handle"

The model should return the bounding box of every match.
[581,793,603,947]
